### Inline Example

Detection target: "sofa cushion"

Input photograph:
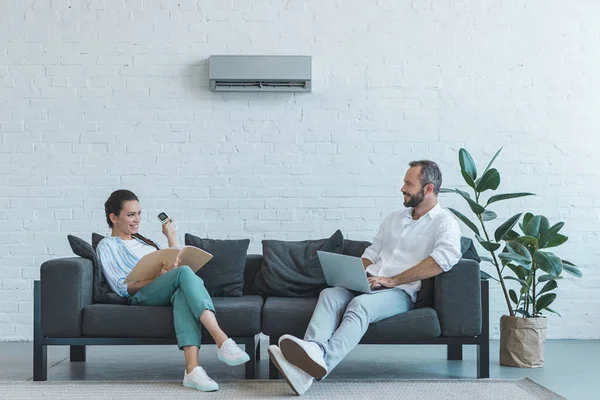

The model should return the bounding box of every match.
[261,297,441,340]
[261,297,319,338]
[253,230,344,297]
[414,236,481,309]
[67,235,127,305]
[342,239,372,258]
[82,296,263,338]
[185,234,250,297]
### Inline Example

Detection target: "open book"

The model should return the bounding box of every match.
[123,246,213,283]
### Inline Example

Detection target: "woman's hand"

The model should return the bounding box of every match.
[367,276,396,289]
[156,257,180,278]
[162,220,178,248]
[162,220,176,238]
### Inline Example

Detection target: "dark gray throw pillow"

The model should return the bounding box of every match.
[253,230,344,297]
[184,234,250,297]
[67,235,127,305]
[342,239,372,258]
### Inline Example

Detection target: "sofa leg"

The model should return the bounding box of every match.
[33,340,47,381]
[477,280,490,378]
[243,336,257,379]
[269,335,281,379]
[70,345,86,362]
[477,341,490,378]
[255,337,261,361]
[447,344,462,360]
[33,280,47,381]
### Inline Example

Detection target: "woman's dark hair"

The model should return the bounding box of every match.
[104,189,159,250]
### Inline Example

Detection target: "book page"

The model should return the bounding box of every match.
[123,246,213,284]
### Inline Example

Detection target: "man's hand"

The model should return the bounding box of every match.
[361,258,373,270]
[156,257,180,278]
[367,276,396,289]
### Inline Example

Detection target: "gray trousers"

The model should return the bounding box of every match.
[304,287,414,375]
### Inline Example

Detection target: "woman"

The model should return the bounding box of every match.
[96,189,249,392]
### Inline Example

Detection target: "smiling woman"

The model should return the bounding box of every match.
[95,189,250,393]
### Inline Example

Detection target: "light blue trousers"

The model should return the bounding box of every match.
[304,287,414,375]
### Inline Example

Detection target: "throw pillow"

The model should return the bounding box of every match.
[67,235,128,305]
[342,239,372,258]
[253,230,344,297]
[184,234,250,297]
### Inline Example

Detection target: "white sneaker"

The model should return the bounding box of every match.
[268,345,313,396]
[217,338,251,366]
[183,366,219,392]
[279,334,328,379]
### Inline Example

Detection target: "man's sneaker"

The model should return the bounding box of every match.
[217,338,251,366]
[279,334,328,379]
[268,345,313,396]
[183,366,219,392]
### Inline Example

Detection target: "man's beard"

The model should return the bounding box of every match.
[403,188,425,208]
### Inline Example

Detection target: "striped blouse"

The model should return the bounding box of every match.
[96,236,160,298]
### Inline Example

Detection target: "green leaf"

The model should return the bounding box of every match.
[537,280,557,296]
[506,240,533,262]
[494,213,522,242]
[504,275,530,288]
[535,293,557,312]
[514,308,531,318]
[562,264,582,278]
[514,235,538,248]
[480,255,494,263]
[561,259,576,266]
[459,148,477,180]
[480,270,499,282]
[476,235,501,252]
[525,215,550,238]
[534,251,563,276]
[461,170,477,189]
[504,230,520,241]
[520,212,534,232]
[482,147,502,175]
[509,289,519,304]
[507,263,527,280]
[538,274,563,282]
[486,192,535,207]
[439,188,456,194]
[544,222,565,238]
[545,307,561,317]
[544,234,568,248]
[448,208,480,236]
[456,189,486,215]
[499,252,532,268]
[475,168,500,192]
[482,210,497,221]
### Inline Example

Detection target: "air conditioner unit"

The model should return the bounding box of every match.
[209,55,312,92]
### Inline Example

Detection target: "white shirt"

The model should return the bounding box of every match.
[122,238,156,260]
[362,203,462,303]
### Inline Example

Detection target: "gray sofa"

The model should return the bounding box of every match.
[34,254,489,381]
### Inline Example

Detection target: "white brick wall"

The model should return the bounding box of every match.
[1,0,599,341]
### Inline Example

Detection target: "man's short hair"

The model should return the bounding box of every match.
[409,160,442,195]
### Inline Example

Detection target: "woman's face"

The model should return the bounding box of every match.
[110,200,141,236]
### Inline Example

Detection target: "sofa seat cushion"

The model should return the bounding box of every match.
[262,297,441,341]
[82,296,263,338]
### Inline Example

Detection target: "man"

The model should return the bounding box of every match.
[268,160,462,395]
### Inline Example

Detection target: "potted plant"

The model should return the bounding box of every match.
[441,148,582,367]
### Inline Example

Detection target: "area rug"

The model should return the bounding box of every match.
[0,378,564,400]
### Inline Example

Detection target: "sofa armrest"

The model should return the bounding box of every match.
[434,258,482,337]
[41,257,93,337]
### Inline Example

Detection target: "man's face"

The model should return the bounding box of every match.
[401,167,426,208]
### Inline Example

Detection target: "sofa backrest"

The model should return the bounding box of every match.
[243,254,263,296]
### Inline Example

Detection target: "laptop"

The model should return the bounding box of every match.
[317,251,395,294]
